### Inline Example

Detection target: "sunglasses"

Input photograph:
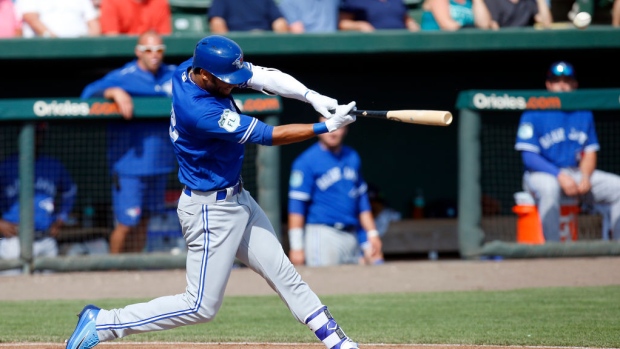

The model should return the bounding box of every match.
[137,44,166,54]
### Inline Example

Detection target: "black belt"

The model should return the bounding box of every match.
[183,181,243,201]
[325,223,356,232]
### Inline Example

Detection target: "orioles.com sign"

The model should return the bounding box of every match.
[472,93,562,110]
[33,100,119,117]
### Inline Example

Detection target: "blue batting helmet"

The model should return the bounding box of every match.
[192,35,253,85]
[547,61,576,80]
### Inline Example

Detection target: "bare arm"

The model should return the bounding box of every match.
[87,18,101,36]
[534,0,553,28]
[271,124,318,146]
[209,16,229,33]
[104,87,133,120]
[613,0,620,26]
[428,0,462,31]
[272,17,289,32]
[405,15,420,31]
[22,12,56,37]
[578,151,597,194]
[338,12,375,32]
[472,0,494,29]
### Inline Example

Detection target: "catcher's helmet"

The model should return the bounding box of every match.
[192,35,253,85]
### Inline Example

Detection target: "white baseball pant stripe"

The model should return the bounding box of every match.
[524,168,620,241]
[95,189,322,341]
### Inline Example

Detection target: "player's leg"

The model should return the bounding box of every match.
[66,192,250,347]
[524,171,562,241]
[0,237,22,275]
[586,169,620,239]
[235,191,358,349]
[109,175,142,253]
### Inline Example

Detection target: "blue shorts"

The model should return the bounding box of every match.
[112,174,167,227]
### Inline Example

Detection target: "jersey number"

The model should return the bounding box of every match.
[169,107,179,142]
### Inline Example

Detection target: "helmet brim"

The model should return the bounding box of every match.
[214,62,253,85]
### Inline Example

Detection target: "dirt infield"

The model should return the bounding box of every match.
[3,257,620,349]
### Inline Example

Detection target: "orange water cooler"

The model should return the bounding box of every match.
[512,192,579,244]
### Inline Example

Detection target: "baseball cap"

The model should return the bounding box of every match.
[547,61,575,80]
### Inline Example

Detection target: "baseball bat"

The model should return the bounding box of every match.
[351,109,453,126]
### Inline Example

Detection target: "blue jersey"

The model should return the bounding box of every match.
[515,110,600,168]
[288,143,371,227]
[81,60,177,176]
[169,58,274,191]
[0,154,76,232]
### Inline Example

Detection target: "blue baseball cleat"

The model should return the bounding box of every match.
[65,304,100,349]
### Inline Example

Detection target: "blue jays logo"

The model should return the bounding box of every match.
[233,55,244,69]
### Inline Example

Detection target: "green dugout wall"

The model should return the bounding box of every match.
[0,95,281,273]
[456,88,620,259]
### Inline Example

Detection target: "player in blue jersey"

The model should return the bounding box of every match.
[515,61,620,242]
[288,115,382,266]
[66,35,361,349]
[0,123,77,275]
[81,31,177,254]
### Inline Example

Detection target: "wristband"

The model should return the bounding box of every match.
[312,122,328,135]
[288,228,304,250]
[367,229,380,238]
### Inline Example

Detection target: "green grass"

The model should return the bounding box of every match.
[1,286,619,347]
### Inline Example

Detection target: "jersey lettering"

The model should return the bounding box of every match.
[539,128,565,149]
[169,108,179,142]
[568,128,587,144]
[316,167,342,191]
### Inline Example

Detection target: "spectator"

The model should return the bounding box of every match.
[278,0,339,33]
[80,31,177,254]
[339,0,420,32]
[288,115,382,267]
[0,123,77,275]
[514,61,620,242]
[420,0,494,30]
[367,183,402,237]
[99,0,171,35]
[208,0,289,33]
[65,35,361,349]
[0,0,21,38]
[15,0,100,38]
[613,0,620,26]
[483,0,552,29]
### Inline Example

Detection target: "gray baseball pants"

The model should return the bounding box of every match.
[523,168,620,241]
[94,188,322,341]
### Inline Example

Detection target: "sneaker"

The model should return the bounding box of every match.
[65,304,100,349]
[337,339,359,349]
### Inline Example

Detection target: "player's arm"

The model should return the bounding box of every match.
[578,151,596,194]
[357,185,382,260]
[428,0,462,31]
[287,213,306,265]
[103,87,134,120]
[245,64,338,118]
[534,0,553,28]
[271,102,357,145]
[338,11,375,32]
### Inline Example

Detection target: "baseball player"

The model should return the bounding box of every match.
[80,31,177,254]
[515,61,620,242]
[66,35,360,349]
[0,123,77,275]
[288,116,382,266]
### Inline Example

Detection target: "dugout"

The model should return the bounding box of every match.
[0,95,282,273]
[456,88,620,259]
